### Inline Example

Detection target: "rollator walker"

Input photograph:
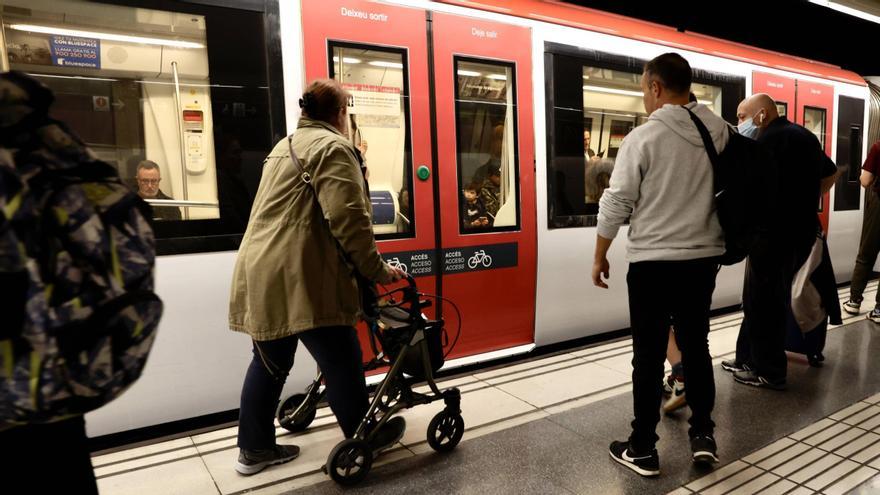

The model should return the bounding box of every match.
[276,274,464,485]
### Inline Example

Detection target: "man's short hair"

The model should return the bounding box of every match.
[644,53,692,95]
[137,160,160,174]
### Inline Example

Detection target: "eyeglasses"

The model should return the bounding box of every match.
[138,179,160,185]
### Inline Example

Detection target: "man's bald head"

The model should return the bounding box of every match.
[737,93,778,127]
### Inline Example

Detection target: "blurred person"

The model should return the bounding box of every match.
[843,139,880,321]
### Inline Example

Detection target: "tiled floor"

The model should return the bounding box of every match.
[675,393,880,495]
[92,281,880,495]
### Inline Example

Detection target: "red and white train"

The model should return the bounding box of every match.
[2,0,870,438]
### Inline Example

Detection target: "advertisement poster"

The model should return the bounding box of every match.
[50,35,101,69]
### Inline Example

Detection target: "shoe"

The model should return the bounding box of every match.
[662,378,686,413]
[235,444,300,476]
[868,308,880,324]
[368,416,406,457]
[721,360,750,373]
[733,370,786,390]
[662,374,676,396]
[843,299,862,315]
[609,440,660,477]
[691,435,719,464]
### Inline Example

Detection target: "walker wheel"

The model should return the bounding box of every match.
[327,438,373,486]
[427,410,465,452]
[277,393,316,433]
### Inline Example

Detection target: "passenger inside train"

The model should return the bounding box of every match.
[135,159,182,221]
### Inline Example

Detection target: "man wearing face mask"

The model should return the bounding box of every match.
[722,94,839,389]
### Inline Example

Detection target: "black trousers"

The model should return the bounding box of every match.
[735,250,789,382]
[0,415,98,494]
[237,326,369,450]
[850,189,880,306]
[627,258,718,451]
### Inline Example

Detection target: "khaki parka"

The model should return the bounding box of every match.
[228,117,387,341]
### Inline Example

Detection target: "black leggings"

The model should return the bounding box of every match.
[237,326,369,450]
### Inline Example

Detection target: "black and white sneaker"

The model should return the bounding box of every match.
[720,360,750,373]
[843,299,862,315]
[733,370,786,390]
[868,308,880,324]
[235,444,300,476]
[609,440,660,477]
[691,435,719,464]
[662,378,686,413]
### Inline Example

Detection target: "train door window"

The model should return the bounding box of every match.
[776,102,788,118]
[328,43,414,239]
[803,106,827,211]
[454,58,519,233]
[0,0,223,223]
[804,106,827,150]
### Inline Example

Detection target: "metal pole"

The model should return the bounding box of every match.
[0,20,11,72]
[171,61,190,220]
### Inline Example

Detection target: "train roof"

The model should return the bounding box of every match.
[437,0,867,86]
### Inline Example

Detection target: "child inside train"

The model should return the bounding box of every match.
[462,182,489,229]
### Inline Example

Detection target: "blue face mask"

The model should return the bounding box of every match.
[737,111,764,139]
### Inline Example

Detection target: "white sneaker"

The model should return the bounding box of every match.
[663,378,686,413]
[843,299,861,315]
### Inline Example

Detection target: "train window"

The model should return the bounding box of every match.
[776,102,788,118]
[1,0,283,254]
[329,43,415,239]
[1,0,219,222]
[454,58,520,233]
[849,125,862,182]
[581,64,721,213]
[804,106,827,151]
[545,47,743,229]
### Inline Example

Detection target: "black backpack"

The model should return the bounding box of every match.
[684,107,779,265]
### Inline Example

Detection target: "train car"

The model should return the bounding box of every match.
[0,0,870,439]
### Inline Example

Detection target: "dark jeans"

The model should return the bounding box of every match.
[627,257,718,451]
[0,416,98,494]
[735,249,789,382]
[237,326,369,450]
[851,189,880,306]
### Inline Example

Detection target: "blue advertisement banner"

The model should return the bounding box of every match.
[50,35,100,69]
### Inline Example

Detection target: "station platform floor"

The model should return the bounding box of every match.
[93,281,880,495]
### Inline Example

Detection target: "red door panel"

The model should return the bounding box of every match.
[752,72,795,120]
[796,81,834,234]
[432,13,536,357]
[301,0,437,361]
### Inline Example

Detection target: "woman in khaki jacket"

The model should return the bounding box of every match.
[228,79,405,476]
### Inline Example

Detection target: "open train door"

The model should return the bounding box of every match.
[431,12,537,358]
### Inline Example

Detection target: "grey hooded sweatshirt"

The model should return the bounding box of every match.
[597,102,729,263]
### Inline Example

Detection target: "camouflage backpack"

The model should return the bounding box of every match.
[0,72,163,427]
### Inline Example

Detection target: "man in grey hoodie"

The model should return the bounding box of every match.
[593,53,728,477]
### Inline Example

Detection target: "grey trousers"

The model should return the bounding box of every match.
[850,189,880,306]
